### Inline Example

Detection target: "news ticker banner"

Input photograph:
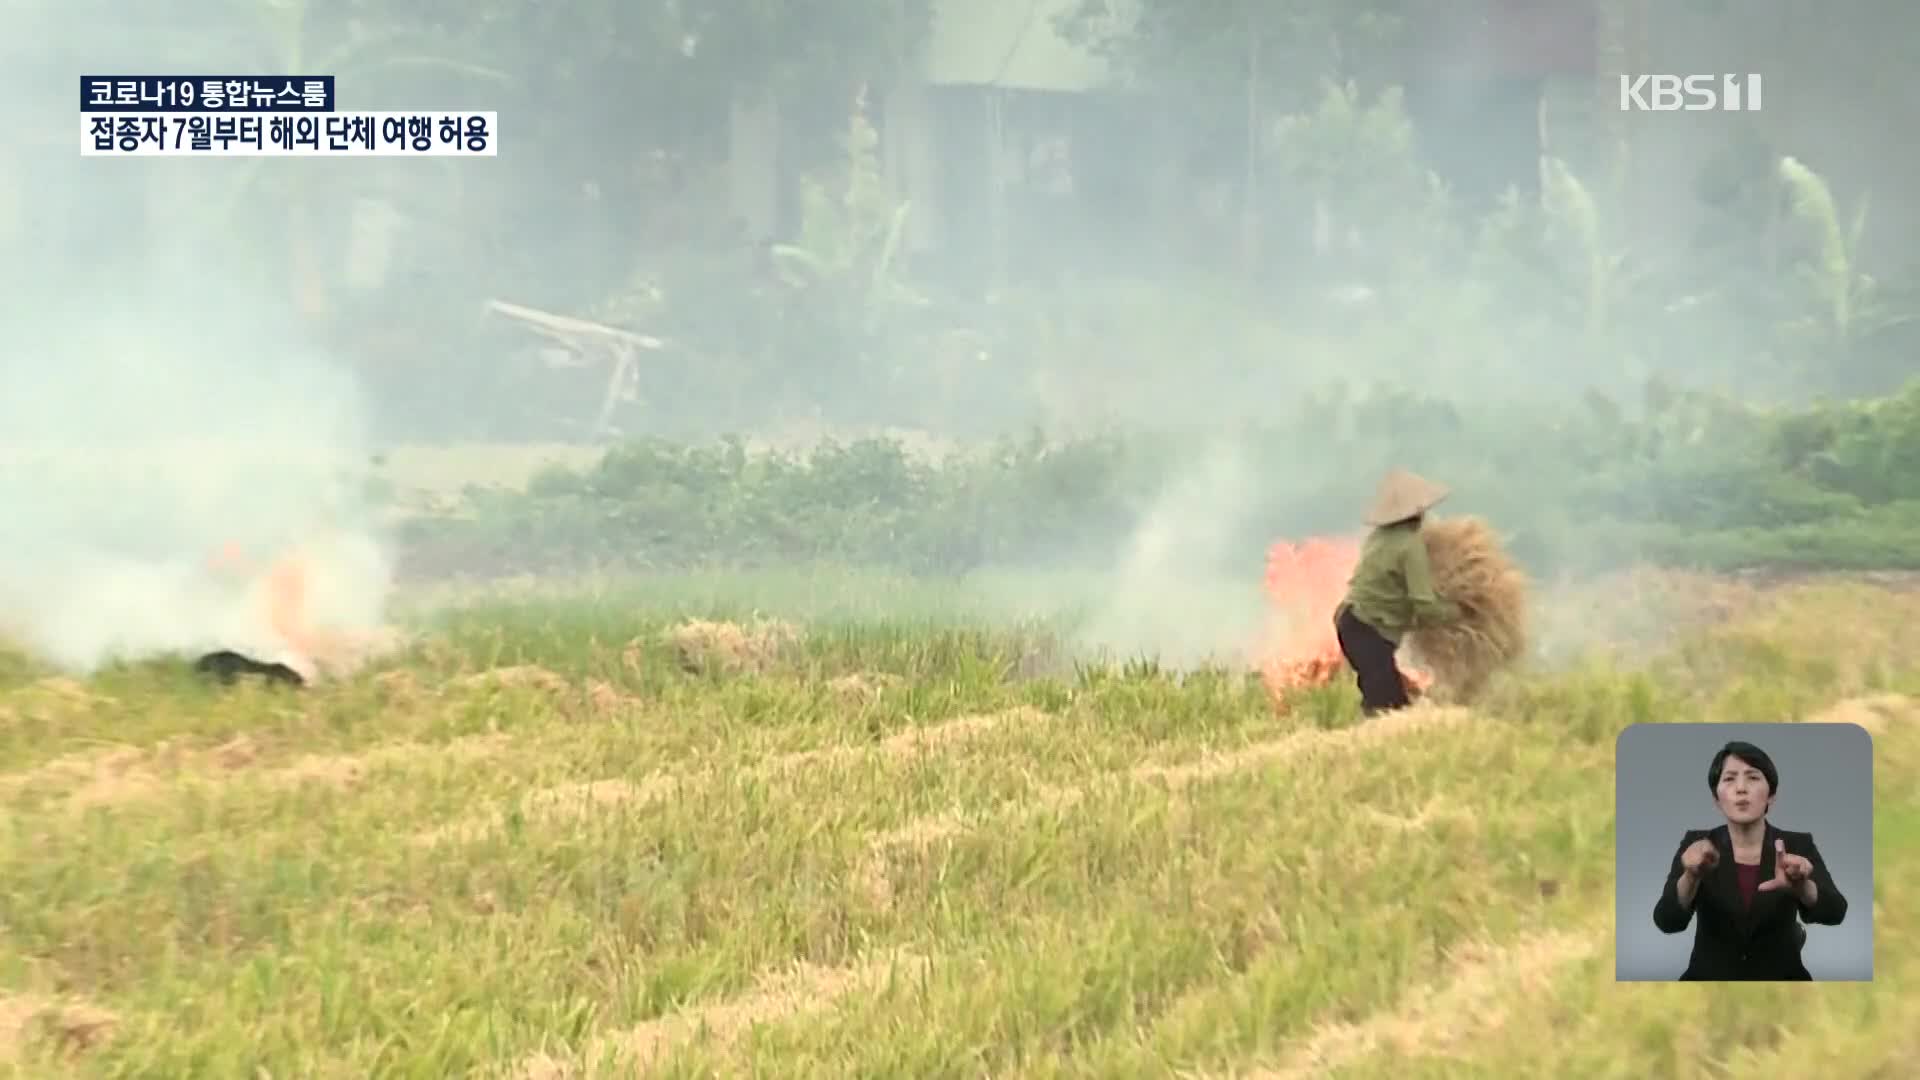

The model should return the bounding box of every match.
[79,75,496,157]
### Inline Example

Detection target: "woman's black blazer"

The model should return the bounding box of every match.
[1652,822,1848,981]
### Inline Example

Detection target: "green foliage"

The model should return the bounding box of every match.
[492,0,933,113]
[1265,83,1455,278]
[409,431,1152,578]
[679,0,936,103]
[57,0,1915,436]
[1771,156,1920,390]
[1769,382,1920,503]
[1537,157,1638,344]
[768,91,928,401]
[1058,0,1424,107]
[1778,156,1871,350]
[403,378,1920,580]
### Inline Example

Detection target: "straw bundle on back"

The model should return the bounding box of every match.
[1404,516,1529,702]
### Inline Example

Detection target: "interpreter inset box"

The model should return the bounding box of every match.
[1615,722,1872,981]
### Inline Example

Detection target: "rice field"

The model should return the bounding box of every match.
[0,568,1916,1077]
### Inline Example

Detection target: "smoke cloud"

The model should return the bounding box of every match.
[1068,439,1276,669]
[0,282,392,674]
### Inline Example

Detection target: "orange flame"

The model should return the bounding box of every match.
[1258,536,1430,712]
[206,542,329,676]
[263,554,314,660]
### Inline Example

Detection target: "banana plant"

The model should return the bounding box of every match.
[1538,156,1645,347]
[1775,156,1916,361]
[768,90,926,346]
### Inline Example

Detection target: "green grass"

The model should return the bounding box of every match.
[0,570,1916,1077]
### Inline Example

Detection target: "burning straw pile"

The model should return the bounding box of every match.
[1258,538,1430,711]
[1403,516,1529,701]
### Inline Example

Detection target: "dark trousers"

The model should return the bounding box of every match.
[1335,604,1410,715]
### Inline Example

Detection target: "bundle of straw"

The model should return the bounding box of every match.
[666,617,801,675]
[1404,516,1529,702]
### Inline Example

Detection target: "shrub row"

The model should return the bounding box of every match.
[395,379,1920,580]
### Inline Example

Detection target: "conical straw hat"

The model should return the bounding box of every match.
[1365,468,1450,526]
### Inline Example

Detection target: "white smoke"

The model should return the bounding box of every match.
[0,285,393,675]
[1070,440,1270,669]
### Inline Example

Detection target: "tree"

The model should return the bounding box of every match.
[1056,0,1439,272]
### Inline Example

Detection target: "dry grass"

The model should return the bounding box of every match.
[1407,515,1531,701]
[0,732,511,814]
[1807,694,1916,734]
[666,617,802,675]
[1238,925,1600,1077]
[0,571,1914,1076]
[455,663,573,694]
[514,954,928,1077]
[304,624,410,681]
[826,671,903,705]
[0,995,117,1063]
[413,707,1046,850]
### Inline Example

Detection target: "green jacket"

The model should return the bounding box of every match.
[1341,521,1461,643]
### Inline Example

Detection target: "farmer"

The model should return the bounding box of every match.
[1333,468,1461,715]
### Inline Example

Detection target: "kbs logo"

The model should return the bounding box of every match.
[1618,74,1762,112]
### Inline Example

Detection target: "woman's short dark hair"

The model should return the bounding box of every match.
[1708,741,1780,795]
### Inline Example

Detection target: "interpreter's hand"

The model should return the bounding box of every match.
[1757,837,1813,892]
[1680,837,1719,879]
